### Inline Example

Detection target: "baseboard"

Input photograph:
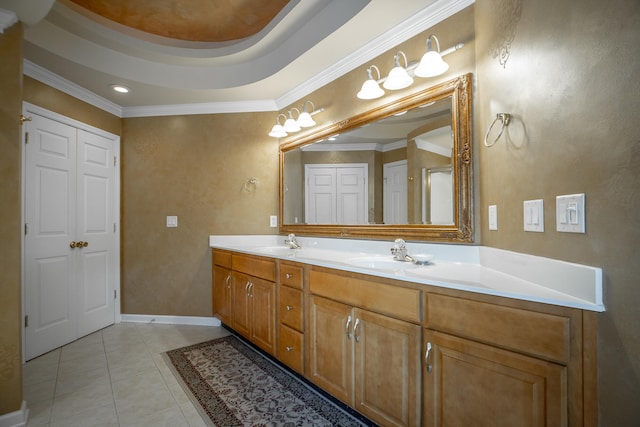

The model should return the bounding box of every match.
[0,401,28,427]
[120,314,221,327]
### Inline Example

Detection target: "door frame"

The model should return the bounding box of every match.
[21,102,121,363]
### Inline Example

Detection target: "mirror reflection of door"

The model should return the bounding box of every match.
[305,163,368,224]
[383,160,407,224]
[424,167,453,224]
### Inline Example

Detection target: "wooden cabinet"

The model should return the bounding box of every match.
[423,330,566,427]
[422,293,580,427]
[211,250,232,324]
[277,261,305,374]
[308,269,422,427]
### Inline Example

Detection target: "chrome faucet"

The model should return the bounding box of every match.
[285,233,301,249]
[390,238,415,263]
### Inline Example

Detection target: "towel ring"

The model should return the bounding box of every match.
[484,113,511,147]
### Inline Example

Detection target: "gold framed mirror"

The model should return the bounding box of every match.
[279,73,473,242]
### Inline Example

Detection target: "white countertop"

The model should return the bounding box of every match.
[209,235,604,312]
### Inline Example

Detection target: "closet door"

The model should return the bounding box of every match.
[24,111,117,360]
[24,114,79,359]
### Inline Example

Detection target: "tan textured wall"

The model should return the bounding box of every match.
[474,0,640,423]
[0,23,24,415]
[23,77,122,136]
[121,113,279,315]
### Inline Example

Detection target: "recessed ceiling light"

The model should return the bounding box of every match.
[110,84,130,94]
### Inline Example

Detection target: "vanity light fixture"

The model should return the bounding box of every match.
[283,108,301,133]
[357,65,385,100]
[296,101,317,128]
[414,35,449,78]
[383,51,414,90]
[268,113,288,138]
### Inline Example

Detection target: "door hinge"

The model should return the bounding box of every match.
[24,315,29,328]
[114,290,117,300]
[25,131,29,144]
[113,223,117,233]
[24,223,28,235]
[114,156,117,167]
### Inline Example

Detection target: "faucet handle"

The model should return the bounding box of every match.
[394,238,406,248]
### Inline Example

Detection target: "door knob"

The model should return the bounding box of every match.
[70,241,77,248]
[81,241,88,247]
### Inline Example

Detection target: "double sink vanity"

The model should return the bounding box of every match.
[210,234,602,427]
[210,73,602,426]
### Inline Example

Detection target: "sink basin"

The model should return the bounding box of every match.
[251,246,295,256]
[345,256,421,271]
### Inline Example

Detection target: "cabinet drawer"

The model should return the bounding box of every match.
[232,254,275,281]
[278,324,304,374]
[309,270,421,324]
[279,286,304,331]
[279,262,304,289]
[212,249,231,268]
[426,294,571,363]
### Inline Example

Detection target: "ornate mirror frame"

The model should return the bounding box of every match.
[279,73,473,242]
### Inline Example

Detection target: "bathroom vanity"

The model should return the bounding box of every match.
[210,235,602,427]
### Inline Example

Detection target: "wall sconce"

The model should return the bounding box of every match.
[297,101,317,128]
[383,51,414,90]
[283,108,301,133]
[268,113,288,138]
[269,102,325,138]
[356,35,464,100]
[414,35,449,78]
[357,65,385,100]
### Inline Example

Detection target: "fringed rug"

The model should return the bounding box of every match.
[164,335,371,426]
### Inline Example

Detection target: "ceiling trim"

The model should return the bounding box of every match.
[23,0,474,119]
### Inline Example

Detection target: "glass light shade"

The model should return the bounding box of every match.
[414,51,449,78]
[268,124,287,138]
[357,79,385,99]
[383,66,414,90]
[297,111,316,127]
[283,118,300,132]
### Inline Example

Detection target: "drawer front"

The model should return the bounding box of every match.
[309,270,421,324]
[279,263,304,289]
[277,324,304,374]
[212,249,231,269]
[426,293,571,363]
[279,286,304,331]
[232,254,276,281]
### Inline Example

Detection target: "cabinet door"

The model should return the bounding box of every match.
[249,276,276,355]
[307,295,354,404]
[423,330,567,427]
[231,272,251,338]
[212,265,232,324]
[354,308,421,427]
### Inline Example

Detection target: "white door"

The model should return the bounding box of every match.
[305,164,367,224]
[24,110,118,360]
[383,161,407,224]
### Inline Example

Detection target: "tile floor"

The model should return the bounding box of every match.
[23,322,231,427]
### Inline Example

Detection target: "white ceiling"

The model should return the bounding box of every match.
[7,0,473,117]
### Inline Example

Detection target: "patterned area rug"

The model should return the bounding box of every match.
[164,335,371,426]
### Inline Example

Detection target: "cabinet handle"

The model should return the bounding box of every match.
[286,346,293,352]
[285,273,293,279]
[425,342,433,373]
[354,318,361,343]
[225,275,231,289]
[286,305,293,311]
[248,282,254,298]
[345,315,352,340]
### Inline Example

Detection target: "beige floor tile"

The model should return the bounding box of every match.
[50,400,118,427]
[54,366,111,397]
[23,378,56,404]
[50,378,114,420]
[57,352,108,378]
[119,405,189,427]
[25,398,53,426]
[23,349,60,386]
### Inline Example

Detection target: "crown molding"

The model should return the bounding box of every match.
[24,60,124,117]
[0,8,18,33]
[23,0,473,118]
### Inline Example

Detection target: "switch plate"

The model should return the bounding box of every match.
[556,193,585,233]
[523,199,544,232]
[166,216,178,227]
[269,215,278,228]
[488,205,498,230]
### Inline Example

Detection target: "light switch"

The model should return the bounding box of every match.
[269,215,278,227]
[523,199,544,232]
[488,205,498,230]
[556,193,585,233]
[166,216,178,228]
